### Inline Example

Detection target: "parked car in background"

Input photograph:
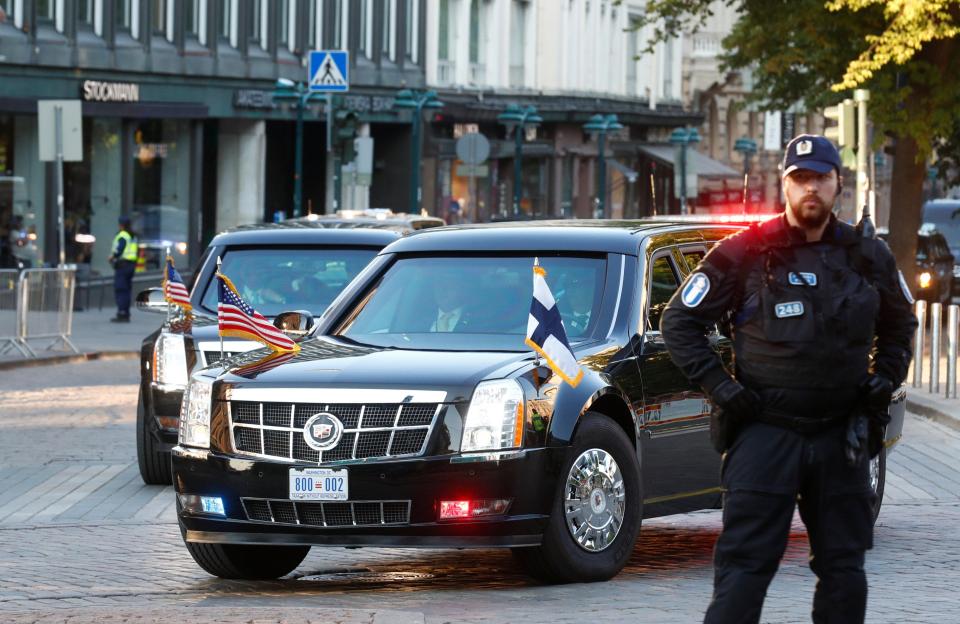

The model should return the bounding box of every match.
[878,227,955,304]
[922,199,960,297]
[171,218,904,583]
[135,211,442,485]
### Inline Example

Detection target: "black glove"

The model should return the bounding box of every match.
[845,410,870,466]
[709,378,761,420]
[861,375,895,412]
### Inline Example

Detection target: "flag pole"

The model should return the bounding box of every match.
[217,255,224,362]
[164,246,172,329]
[531,257,541,367]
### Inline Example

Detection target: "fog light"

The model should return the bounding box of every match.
[439,499,511,521]
[178,494,226,516]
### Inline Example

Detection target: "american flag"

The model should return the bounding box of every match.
[216,272,299,353]
[163,255,192,312]
[525,259,583,387]
[230,350,297,378]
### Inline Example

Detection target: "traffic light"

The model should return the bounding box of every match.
[335,110,359,141]
[823,99,855,147]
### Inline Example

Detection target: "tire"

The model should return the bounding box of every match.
[185,541,311,579]
[869,445,887,524]
[137,390,173,485]
[513,412,643,584]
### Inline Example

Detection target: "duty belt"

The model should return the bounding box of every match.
[754,411,846,435]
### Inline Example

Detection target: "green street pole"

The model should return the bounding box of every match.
[597,130,607,218]
[679,142,687,214]
[410,103,422,212]
[293,90,304,218]
[513,124,523,217]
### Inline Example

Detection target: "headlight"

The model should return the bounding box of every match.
[179,375,213,448]
[918,271,933,289]
[461,379,525,453]
[153,333,189,389]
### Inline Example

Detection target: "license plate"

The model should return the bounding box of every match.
[289,468,349,501]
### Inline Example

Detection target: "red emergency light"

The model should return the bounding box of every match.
[438,499,512,521]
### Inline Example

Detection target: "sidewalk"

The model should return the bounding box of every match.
[0,308,162,369]
[906,350,960,430]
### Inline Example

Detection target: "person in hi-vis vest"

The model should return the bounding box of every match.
[109,215,138,323]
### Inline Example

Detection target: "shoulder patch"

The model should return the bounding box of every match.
[898,270,915,305]
[681,272,711,308]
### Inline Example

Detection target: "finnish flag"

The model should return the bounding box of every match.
[525,259,584,387]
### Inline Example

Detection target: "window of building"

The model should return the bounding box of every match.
[357,0,372,58]
[405,0,418,63]
[0,1,13,23]
[330,0,344,49]
[663,40,674,99]
[36,0,56,22]
[307,0,320,50]
[468,0,486,84]
[184,0,200,38]
[151,0,167,37]
[437,0,454,83]
[383,0,396,60]
[626,16,640,96]
[510,0,528,88]
[218,0,231,41]
[115,0,132,32]
[248,0,261,45]
[77,0,94,27]
[277,0,289,48]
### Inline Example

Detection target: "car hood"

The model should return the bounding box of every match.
[212,336,534,403]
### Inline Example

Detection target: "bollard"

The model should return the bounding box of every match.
[913,300,927,388]
[948,305,959,399]
[930,302,942,394]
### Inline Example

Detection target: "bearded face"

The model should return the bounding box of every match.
[783,169,840,229]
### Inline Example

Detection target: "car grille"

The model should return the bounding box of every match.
[241,498,411,527]
[228,401,441,464]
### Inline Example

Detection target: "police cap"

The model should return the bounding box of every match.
[782,134,842,177]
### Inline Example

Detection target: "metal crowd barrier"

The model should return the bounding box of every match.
[5,268,80,358]
[913,300,959,399]
[0,269,29,357]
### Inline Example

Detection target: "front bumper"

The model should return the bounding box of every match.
[173,446,558,548]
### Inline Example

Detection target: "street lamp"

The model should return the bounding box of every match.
[497,104,543,217]
[393,89,444,213]
[583,114,624,219]
[272,78,326,218]
[733,137,758,213]
[669,126,702,214]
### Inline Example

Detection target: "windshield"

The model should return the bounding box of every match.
[338,255,607,351]
[199,247,378,317]
[923,203,960,255]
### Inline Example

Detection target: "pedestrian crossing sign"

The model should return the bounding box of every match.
[309,50,349,92]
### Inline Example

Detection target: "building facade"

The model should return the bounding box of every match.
[0,0,426,276]
[418,0,702,222]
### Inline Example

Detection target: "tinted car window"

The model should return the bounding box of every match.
[648,255,680,330]
[199,248,378,317]
[680,250,706,273]
[339,255,606,351]
[923,202,960,256]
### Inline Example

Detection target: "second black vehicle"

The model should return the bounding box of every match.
[135,211,442,484]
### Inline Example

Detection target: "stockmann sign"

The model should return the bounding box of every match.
[81,80,140,103]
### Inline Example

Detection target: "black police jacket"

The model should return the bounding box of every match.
[660,214,918,418]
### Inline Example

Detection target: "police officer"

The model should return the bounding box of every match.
[660,134,917,624]
[109,215,138,323]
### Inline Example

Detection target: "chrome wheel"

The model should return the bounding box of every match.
[564,448,626,552]
[869,454,881,493]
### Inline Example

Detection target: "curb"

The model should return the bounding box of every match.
[0,351,139,372]
[906,396,960,432]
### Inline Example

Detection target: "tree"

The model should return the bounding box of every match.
[631,0,960,290]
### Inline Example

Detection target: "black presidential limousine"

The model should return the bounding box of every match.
[173,219,906,583]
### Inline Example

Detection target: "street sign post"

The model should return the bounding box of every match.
[38,100,83,268]
[455,133,491,222]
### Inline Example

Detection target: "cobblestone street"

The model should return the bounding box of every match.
[2,360,959,623]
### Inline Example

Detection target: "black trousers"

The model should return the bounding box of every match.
[113,260,135,317]
[704,420,875,624]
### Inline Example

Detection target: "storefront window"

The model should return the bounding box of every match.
[0,116,39,270]
[130,120,191,271]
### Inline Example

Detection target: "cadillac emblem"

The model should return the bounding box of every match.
[302,412,344,451]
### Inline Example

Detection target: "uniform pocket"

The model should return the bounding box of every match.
[839,284,879,344]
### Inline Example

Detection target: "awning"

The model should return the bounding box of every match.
[637,144,740,179]
[608,159,639,182]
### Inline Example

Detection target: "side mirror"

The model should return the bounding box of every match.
[136,287,169,314]
[273,310,315,340]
